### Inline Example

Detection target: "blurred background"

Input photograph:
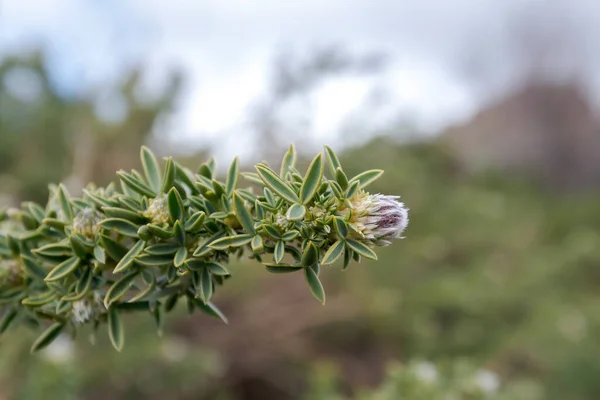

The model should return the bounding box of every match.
[1,0,600,399]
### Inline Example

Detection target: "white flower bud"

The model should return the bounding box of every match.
[71,292,105,325]
[144,194,171,225]
[72,208,102,240]
[340,190,409,246]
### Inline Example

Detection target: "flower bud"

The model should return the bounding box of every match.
[72,208,102,240]
[339,190,409,246]
[144,194,171,225]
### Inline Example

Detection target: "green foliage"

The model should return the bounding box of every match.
[0,145,405,352]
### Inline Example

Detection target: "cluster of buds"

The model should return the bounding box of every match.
[0,145,408,353]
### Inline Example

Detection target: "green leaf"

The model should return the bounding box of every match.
[146,224,173,239]
[99,235,128,261]
[208,234,253,250]
[281,230,300,241]
[192,298,228,324]
[168,187,184,223]
[345,239,377,260]
[94,245,106,264]
[274,240,285,263]
[104,271,140,308]
[345,180,360,198]
[174,247,188,268]
[335,167,349,190]
[117,171,156,198]
[241,172,265,186]
[211,180,225,198]
[102,207,147,224]
[108,308,125,352]
[26,202,46,223]
[45,256,81,282]
[255,165,299,204]
[21,290,57,307]
[206,261,230,276]
[0,308,18,335]
[113,240,145,273]
[304,266,325,304]
[83,190,118,208]
[299,153,324,205]
[134,254,174,267]
[301,241,319,267]
[30,322,65,353]
[57,184,73,222]
[233,192,256,234]
[251,235,264,253]
[184,211,206,232]
[161,157,176,193]
[286,203,306,221]
[173,221,186,246]
[225,157,239,196]
[333,217,349,238]
[21,255,47,281]
[280,144,297,178]
[262,224,281,239]
[321,240,345,265]
[99,218,140,238]
[349,169,384,189]
[42,217,68,231]
[145,243,180,256]
[198,267,213,304]
[141,146,162,193]
[264,264,303,274]
[70,234,94,259]
[329,181,344,199]
[324,145,342,176]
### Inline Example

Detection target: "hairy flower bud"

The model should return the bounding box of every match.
[72,208,102,240]
[0,260,23,288]
[144,193,171,225]
[340,190,409,246]
[71,292,105,325]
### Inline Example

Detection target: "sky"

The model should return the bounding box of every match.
[1,0,599,159]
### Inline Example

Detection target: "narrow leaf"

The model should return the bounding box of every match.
[174,247,188,267]
[113,240,145,273]
[299,153,324,205]
[199,268,213,304]
[117,171,156,198]
[333,217,349,238]
[141,146,162,193]
[208,234,253,250]
[321,240,345,265]
[57,184,73,221]
[45,256,80,282]
[21,255,47,281]
[161,157,176,193]
[274,240,285,263]
[104,271,140,308]
[304,267,325,304]
[345,239,378,260]
[226,157,239,196]
[30,322,65,353]
[233,192,255,234]
[349,169,384,189]
[108,308,125,352]
[168,187,184,223]
[301,241,319,267]
[324,145,342,176]
[99,218,140,238]
[256,165,299,204]
[280,143,297,178]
